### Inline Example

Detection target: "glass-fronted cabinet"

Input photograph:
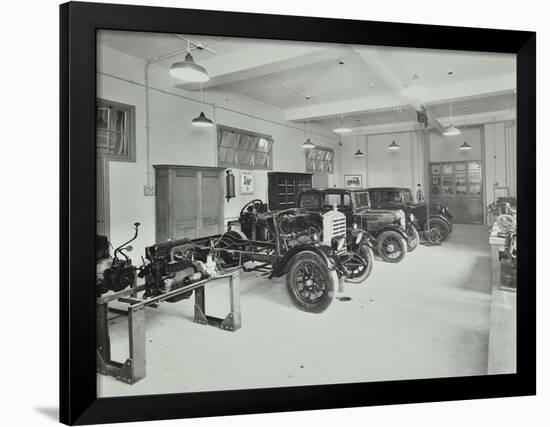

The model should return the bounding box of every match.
[430,161,483,224]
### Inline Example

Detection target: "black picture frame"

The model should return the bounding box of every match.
[60,1,536,425]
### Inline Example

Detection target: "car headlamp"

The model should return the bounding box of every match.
[352,222,358,230]
[408,213,415,223]
[337,237,346,251]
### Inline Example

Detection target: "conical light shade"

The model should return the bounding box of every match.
[459,141,472,151]
[302,138,315,149]
[192,111,213,127]
[388,140,400,150]
[442,125,461,136]
[354,149,364,158]
[170,53,210,82]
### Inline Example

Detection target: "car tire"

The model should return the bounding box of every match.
[423,218,450,243]
[286,251,335,313]
[377,231,407,263]
[339,244,374,284]
[407,225,420,252]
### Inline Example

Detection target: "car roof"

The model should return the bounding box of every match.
[367,187,412,192]
[302,187,370,194]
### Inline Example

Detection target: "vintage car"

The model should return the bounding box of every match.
[367,187,453,242]
[139,200,374,314]
[296,188,412,263]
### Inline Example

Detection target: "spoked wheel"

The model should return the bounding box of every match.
[377,231,407,263]
[286,251,334,313]
[423,218,450,243]
[406,225,420,252]
[338,244,374,283]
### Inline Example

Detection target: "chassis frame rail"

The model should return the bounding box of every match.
[96,271,241,384]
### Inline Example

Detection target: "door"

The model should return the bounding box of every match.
[268,172,312,210]
[200,170,223,236]
[173,169,199,239]
[430,161,483,224]
[96,156,109,236]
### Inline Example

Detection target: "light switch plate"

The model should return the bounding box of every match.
[143,185,156,196]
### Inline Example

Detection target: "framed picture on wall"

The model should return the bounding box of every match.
[240,169,254,194]
[345,174,362,188]
[60,2,535,425]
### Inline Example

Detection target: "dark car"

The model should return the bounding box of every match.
[367,187,453,242]
[297,188,411,263]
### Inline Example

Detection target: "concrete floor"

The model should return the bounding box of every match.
[98,224,493,397]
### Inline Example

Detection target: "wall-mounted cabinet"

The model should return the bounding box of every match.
[154,165,225,242]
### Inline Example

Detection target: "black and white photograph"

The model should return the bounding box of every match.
[95,27,520,398]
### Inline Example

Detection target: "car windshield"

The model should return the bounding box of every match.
[353,192,370,208]
[300,193,320,209]
[376,191,403,204]
[322,193,351,209]
[402,190,413,203]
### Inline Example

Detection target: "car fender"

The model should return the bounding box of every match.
[426,214,452,229]
[270,243,337,278]
[349,228,376,251]
[372,224,409,241]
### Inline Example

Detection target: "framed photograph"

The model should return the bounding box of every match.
[240,169,254,194]
[60,1,536,425]
[494,186,510,199]
[345,174,363,188]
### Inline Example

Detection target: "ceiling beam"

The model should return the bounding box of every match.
[352,46,445,133]
[175,46,349,91]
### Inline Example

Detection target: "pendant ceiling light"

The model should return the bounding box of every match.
[170,40,210,82]
[334,114,352,134]
[353,120,364,158]
[192,83,213,127]
[459,141,472,151]
[388,140,400,150]
[442,74,460,136]
[333,60,352,134]
[301,96,316,149]
[302,138,316,149]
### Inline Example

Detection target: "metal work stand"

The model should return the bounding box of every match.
[96,271,241,384]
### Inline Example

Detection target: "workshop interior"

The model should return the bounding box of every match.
[95,30,517,397]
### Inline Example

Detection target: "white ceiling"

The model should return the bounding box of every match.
[98,30,516,133]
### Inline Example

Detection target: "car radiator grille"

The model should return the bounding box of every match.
[332,217,346,239]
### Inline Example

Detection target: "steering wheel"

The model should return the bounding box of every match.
[240,199,266,217]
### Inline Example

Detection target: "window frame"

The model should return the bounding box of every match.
[305,145,335,174]
[217,124,274,171]
[96,98,136,163]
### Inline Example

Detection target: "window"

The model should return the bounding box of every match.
[96,99,136,161]
[353,192,371,209]
[217,125,273,170]
[323,194,342,208]
[378,191,403,204]
[299,193,320,209]
[306,147,334,173]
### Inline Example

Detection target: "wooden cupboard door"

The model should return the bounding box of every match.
[200,171,222,237]
[174,170,198,240]
[155,169,170,242]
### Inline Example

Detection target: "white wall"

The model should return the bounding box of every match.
[340,131,425,191]
[484,122,517,205]
[430,127,482,163]
[97,44,341,255]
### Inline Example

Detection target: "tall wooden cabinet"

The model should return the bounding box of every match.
[154,165,225,242]
[268,172,312,210]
